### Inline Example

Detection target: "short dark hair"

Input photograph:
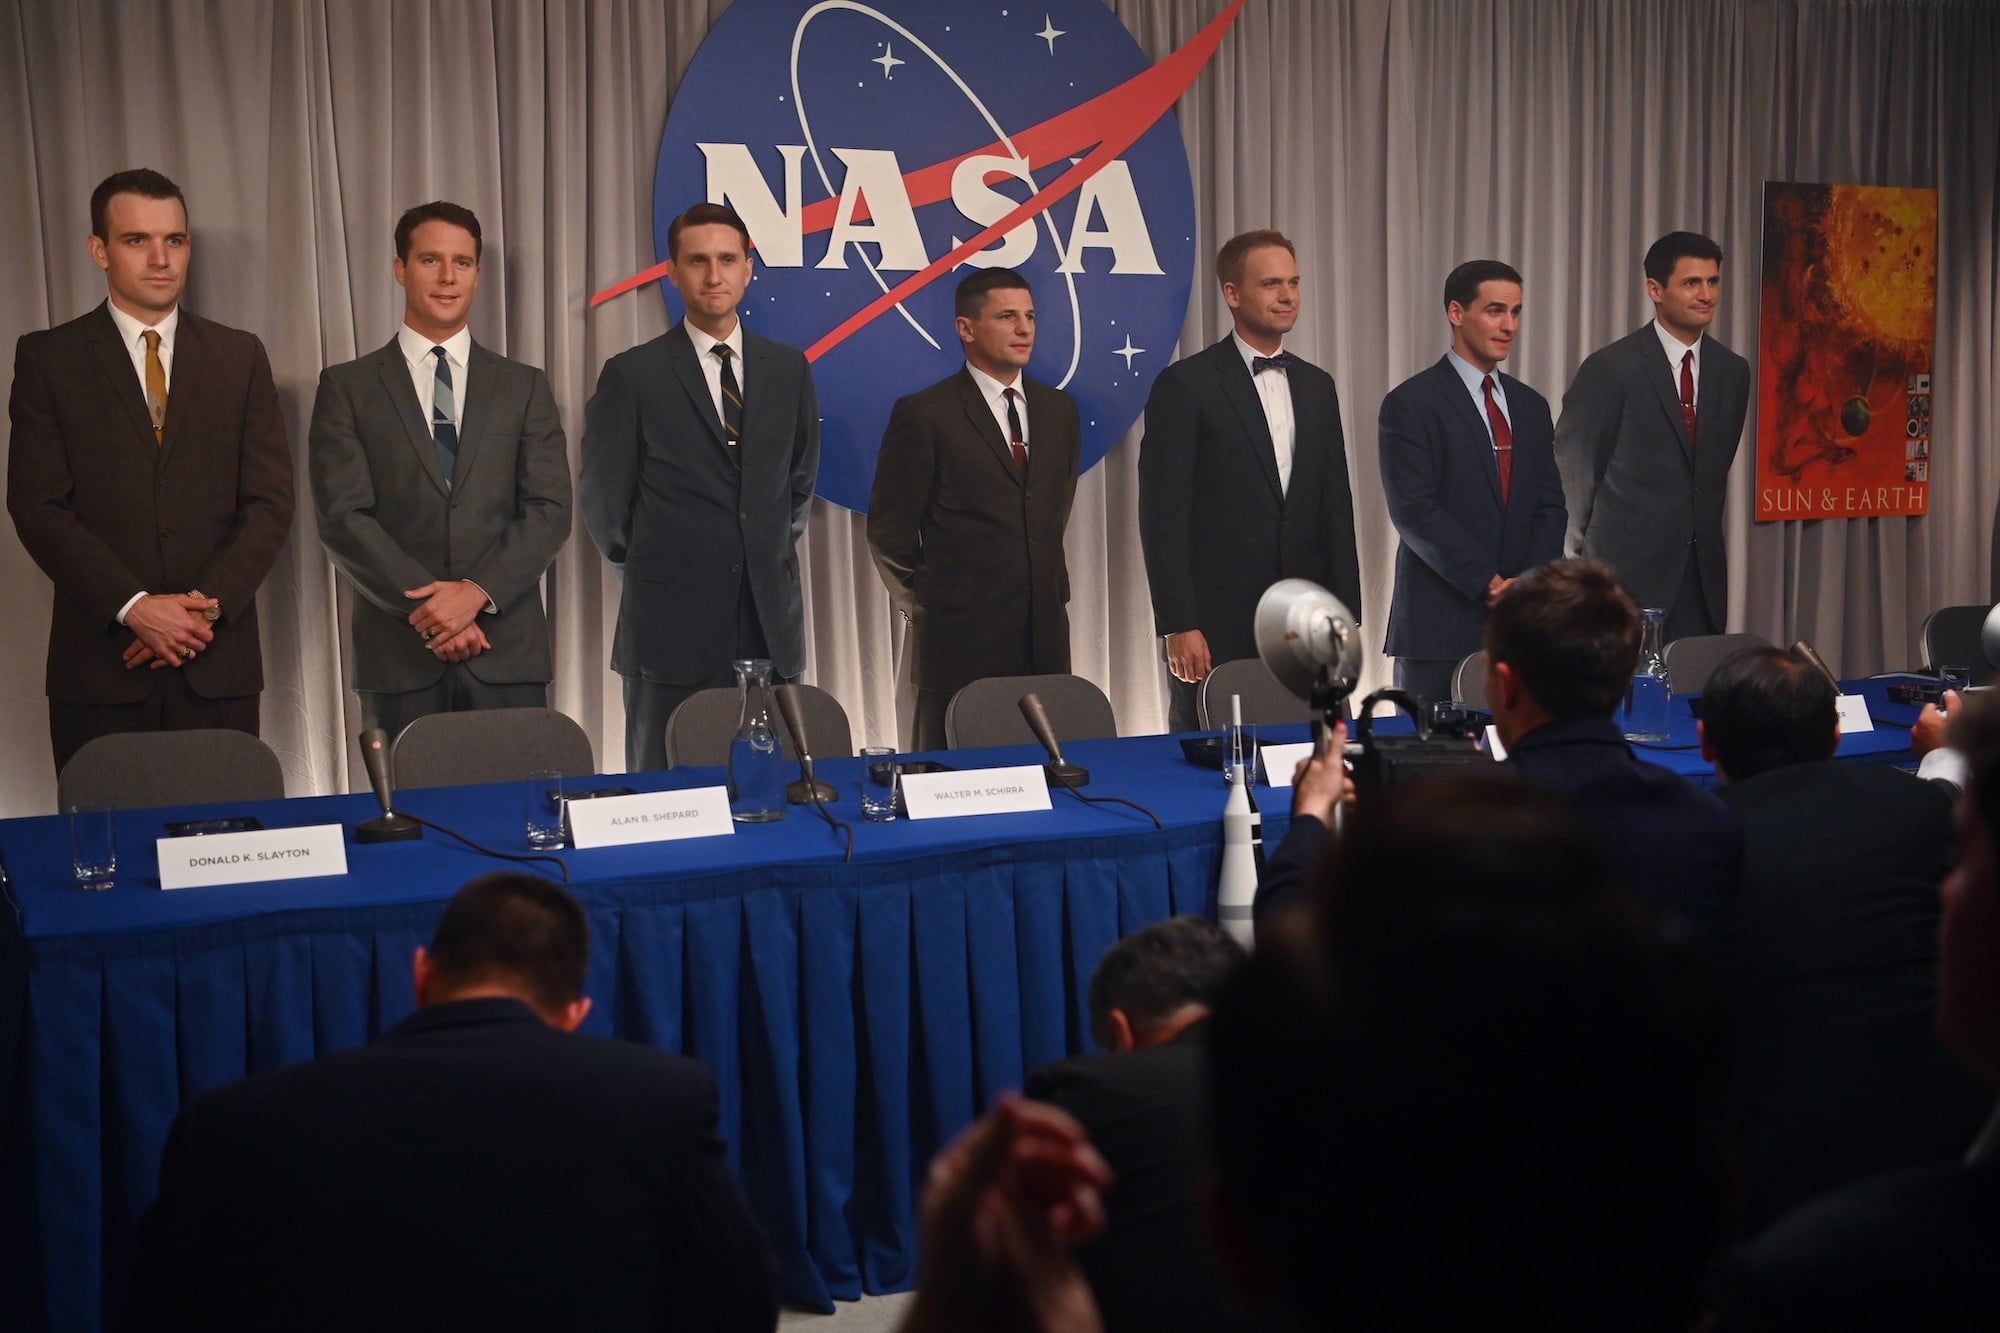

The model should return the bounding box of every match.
[91,169,186,240]
[1699,646,1838,781]
[1443,260,1522,311]
[1086,916,1245,1050]
[1644,231,1724,285]
[667,201,752,259]
[1210,776,1723,1328]
[1215,229,1295,290]
[953,266,1031,320]
[1484,560,1641,720]
[425,872,589,1014]
[395,201,483,263]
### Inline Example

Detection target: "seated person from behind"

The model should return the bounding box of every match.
[1209,775,1728,1330]
[1483,558,1742,937]
[127,872,778,1333]
[1024,917,1253,1333]
[1698,645,1991,1236]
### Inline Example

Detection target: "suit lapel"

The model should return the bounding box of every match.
[373,342,451,495]
[1637,327,1695,462]
[85,307,161,450]
[957,368,1021,485]
[1438,358,1506,510]
[1213,342,1284,502]
[1023,381,1067,488]
[668,324,728,451]
[455,342,498,488]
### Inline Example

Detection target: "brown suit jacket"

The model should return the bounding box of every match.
[7,303,295,704]
[867,367,1079,694]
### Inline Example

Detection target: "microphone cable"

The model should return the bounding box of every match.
[1047,767,1163,829]
[392,809,572,883]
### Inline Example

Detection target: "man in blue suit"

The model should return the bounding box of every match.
[582,203,820,771]
[1379,260,1565,705]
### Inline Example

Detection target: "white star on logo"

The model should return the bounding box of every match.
[1114,336,1145,369]
[872,43,905,79]
[1036,15,1066,55]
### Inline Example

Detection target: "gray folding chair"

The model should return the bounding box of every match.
[389,707,595,789]
[1920,604,1995,681]
[1452,651,1489,710]
[945,673,1117,749]
[1198,657,1312,729]
[58,729,286,811]
[665,683,852,768]
[1662,633,1771,694]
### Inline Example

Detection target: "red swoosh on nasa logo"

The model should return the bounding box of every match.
[588,0,1245,364]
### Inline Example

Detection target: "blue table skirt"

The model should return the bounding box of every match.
[1,733,1275,1331]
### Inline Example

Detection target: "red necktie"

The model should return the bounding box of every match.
[1679,349,1697,451]
[1482,375,1512,503]
[1004,388,1027,474]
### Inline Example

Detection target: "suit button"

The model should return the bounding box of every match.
[730,563,741,574]
[450,500,459,510]
[161,525,174,537]
[739,511,748,522]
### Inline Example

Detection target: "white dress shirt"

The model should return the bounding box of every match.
[684,319,747,428]
[1233,331,1295,493]
[966,362,1029,454]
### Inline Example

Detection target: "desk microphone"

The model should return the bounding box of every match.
[1019,693,1090,788]
[1791,639,1841,690]
[774,686,838,805]
[356,728,421,843]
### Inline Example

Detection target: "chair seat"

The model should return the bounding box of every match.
[59,729,286,811]
[945,674,1117,749]
[389,707,595,789]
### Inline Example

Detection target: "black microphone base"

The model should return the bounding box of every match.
[356,812,422,843]
[787,776,838,805]
[1045,761,1090,788]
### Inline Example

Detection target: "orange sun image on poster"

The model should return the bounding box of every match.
[1756,182,1937,520]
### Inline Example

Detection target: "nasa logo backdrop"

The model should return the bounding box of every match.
[649,0,1220,513]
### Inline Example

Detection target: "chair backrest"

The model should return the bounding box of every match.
[665,683,853,768]
[1661,633,1771,694]
[945,674,1117,750]
[1198,658,1312,729]
[390,707,595,789]
[58,729,286,811]
[1920,604,1994,678]
[1452,651,1489,710]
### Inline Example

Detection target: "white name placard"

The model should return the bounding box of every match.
[567,786,735,849]
[1258,742,1316,788]
[1835,693,1875,735]
[158,824,349,890]
[900,764,1052,819]
[1484,725,1509,761]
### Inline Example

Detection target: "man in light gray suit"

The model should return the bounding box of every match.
[1555,231,1751,640]
[581,202,819,772]
[310,201,571,740]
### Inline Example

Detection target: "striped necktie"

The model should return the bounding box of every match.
[431,346,458,485]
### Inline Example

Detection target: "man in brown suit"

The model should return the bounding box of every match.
[866,268,1080,750]
[7,169,295,776]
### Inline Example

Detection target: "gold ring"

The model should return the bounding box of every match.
[181,647,194,660]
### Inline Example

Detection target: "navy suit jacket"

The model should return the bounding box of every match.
[126,998,777,1332]
[1140,337,1361,664]
[1504,715,1742,938]
[581,324,818,684]
[1380,356,1564,662]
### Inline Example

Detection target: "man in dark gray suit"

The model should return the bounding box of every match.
[1555,231,1751,640]
[310,201,571,740]
[1380,260,1565,705]
[582,202,820,772]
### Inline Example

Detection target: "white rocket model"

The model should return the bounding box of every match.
[1217,694,1261,947]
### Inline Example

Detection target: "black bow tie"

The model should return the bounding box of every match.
[1252,353,1293,375]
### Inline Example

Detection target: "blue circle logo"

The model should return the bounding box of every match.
[625,0,1225,512]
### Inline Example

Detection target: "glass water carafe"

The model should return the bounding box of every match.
[1619,608,1673,742]
[727,659,786,822]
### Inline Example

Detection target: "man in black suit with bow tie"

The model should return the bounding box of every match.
[1140,229,1361,732]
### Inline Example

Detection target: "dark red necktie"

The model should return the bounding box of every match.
[1004,387,1027,474]
[1679,349,1697,451]
[1482,375,1512,503]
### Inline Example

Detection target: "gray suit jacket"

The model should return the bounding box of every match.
[580,324,819,684]
[1555,323,1749,614]
[309,339,571,694]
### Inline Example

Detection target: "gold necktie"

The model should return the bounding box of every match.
[142,329,168,443]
